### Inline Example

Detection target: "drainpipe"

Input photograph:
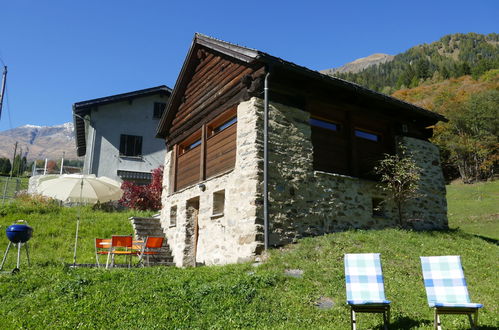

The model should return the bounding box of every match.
[263,71,270,251]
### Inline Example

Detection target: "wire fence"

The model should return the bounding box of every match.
[1,177,28,204]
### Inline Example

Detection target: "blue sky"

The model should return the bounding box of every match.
[0,0,497,132]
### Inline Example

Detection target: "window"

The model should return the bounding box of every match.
[212,190,225,216]
[213,117,237,134]
[310,116,348,175]
[355,129,380,142]
[372,198,385,217]
[153,102,166,119]
[170,205,177,227]
[309,118,340,131]
[175,107,237,191]
[119,134,142,157]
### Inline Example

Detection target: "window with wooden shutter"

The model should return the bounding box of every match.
[174,107,237,191]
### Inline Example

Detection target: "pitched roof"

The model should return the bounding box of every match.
[156,33,447,139]
[73,85,171,157]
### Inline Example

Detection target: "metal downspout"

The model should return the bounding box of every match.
[263,72,270,251]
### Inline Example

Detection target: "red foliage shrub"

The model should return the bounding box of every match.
[119,166,163,211]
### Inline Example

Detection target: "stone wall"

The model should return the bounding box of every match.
[398,136,448,229]
[160,98,264,267]
[265,100,448,246]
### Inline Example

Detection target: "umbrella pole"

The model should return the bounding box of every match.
[73,215,80,266]
[72,178,84,267]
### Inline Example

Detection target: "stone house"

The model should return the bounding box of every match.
[156,34,448,267]
[73,86,171,184]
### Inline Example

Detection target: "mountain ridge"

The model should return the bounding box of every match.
[321,53,395,75]
[0,122,77,161]
[324,32,499,93]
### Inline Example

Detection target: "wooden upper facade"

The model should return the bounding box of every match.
[157,34,447,190]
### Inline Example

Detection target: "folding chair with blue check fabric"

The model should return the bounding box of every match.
[344,253,390,330]
[420,256,483,330]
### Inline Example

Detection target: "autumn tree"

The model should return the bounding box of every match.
[434,90,498,182]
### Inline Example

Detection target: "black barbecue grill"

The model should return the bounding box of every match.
[1,220,32,274]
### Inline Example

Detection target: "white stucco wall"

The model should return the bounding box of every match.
[82,94,168,181]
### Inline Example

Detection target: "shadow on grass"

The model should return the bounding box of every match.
[472,234,499,246]
[419,228,498,245]
[370,316,428,329]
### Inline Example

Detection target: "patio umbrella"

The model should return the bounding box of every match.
[37,174,123,204]
[37,174,123,266]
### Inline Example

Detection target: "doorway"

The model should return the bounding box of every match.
[184,197,199,267]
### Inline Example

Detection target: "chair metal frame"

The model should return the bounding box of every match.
[137,236,164,267]
[94,238,111,268]
[106,235,135,269]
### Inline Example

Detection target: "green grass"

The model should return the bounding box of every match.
[0,183,497,329]
[447,180,499,240]
[0,176,29,201]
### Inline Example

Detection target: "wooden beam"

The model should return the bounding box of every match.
[200,124,206,181]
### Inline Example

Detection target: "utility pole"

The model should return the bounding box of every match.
[10,142,18,178]
[0,66,7,120]
[60,152,65,175]
[2,141,17,204]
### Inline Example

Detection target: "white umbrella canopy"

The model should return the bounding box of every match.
[37,174,123,204]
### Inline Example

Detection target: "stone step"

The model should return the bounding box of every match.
[130,216,174,267]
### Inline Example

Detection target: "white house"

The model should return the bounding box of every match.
[73,86,171,184]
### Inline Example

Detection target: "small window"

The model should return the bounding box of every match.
[309,118,339,131]
[119,134,142,157]
[372,198,385,217]
[170,206,177,227]
[212,190,225,217]
[179,131,201,155]
[153,102,166,119]
[187,139,201,150]
[213,117,237,134]
[355,129,380,142]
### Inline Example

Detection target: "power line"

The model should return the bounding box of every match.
[5,84,13,130]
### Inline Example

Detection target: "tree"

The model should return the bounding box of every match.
[0,158,11,175]
[434,90,498,182]
[119,166,163,211]
[374,145,422,227]
[11,155,27,176]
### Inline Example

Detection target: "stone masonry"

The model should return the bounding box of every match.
[160,98,264,267]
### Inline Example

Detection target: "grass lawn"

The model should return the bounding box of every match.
[0,183,497,329]
[447,180,499,240]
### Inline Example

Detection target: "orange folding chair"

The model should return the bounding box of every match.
[95,238,111,268]
[137,236,164,267]
[106,235,134,269]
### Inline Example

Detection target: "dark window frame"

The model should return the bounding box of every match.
[354,128,382,142]
[309,117,341,132]
[153,102,167,119]
[119,134,143,157]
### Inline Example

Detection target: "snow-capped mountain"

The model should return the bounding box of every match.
[0,122,77,160]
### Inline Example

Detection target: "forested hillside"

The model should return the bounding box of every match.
[331,33,499,94]
[393,70,498,183]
